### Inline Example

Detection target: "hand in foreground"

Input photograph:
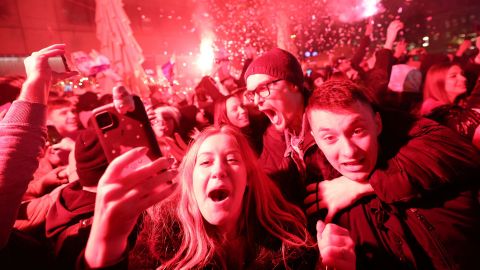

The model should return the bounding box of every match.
[85,147,178,267]
[19,44,77,104]
[317,220,356,270]
[305,176,374,223]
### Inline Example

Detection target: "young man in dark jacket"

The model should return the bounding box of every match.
[306,79,480,269]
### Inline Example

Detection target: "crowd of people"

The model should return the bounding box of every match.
[1,18,480,270]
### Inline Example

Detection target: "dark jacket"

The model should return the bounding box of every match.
[328,110,480,269]
[259,124,309,207]
[264,107,480,269]
[45,181,95,269]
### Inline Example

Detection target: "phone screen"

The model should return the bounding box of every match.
[48,55,70,73]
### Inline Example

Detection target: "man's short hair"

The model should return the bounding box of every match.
[306,79,376,116]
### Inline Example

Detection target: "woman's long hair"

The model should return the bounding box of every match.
[214,95,230,126]
[423,62,458,104]
[156,125,313,269]
[214,91,245,127]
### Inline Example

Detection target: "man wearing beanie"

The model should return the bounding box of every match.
[244,47,324,208]
[45,128,108,269]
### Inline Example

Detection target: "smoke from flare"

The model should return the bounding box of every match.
[197,34,215,75]
[330,0,384,23]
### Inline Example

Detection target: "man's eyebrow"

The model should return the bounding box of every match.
[315,128,331,132]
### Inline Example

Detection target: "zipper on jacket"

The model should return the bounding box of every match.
[408,208,456,269]
[409,208,433,231]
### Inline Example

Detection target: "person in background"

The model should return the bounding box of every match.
[24,98,80,200]
[420,62,469,115]
[386,47,425,112]
[214,88,268,155]
[47,98,80,140]
[152,105,181,140]
[332,20,374,81]
[420,62,480,149]
[151,105,188,164]
[33,98,81,188]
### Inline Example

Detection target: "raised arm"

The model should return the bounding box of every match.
[0,44,75,248]
[370,115,480,203]
[350,21,372,70]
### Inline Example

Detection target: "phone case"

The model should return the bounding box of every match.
[91,96,161,163]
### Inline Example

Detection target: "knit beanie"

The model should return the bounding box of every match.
[74,128,109,187]
[244,48,304,89]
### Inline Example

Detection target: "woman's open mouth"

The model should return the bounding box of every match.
[208,188,230,202]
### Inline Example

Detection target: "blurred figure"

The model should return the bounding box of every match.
[112,85,135,114]
[332,20,374,81]
[151,105,187,164]
[420,63,480,149]
[388,48,425,93]
[26,99,80,200]
[152,106,181,140]
[386,47,425,112]
[214,88,267,155]
[304,67,333,90]
[214,90,250,129]
[47,98,79,140]
[421,63,468,114]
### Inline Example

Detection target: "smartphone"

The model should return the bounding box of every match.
[47,125,64,145]
[48,55,71,73]
[91,96,162,163]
